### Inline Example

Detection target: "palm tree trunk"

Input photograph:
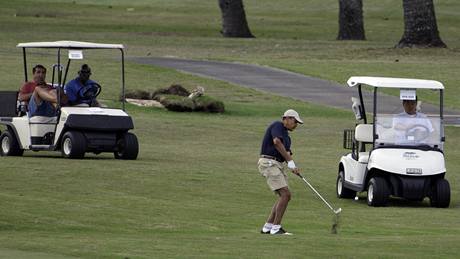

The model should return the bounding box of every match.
[397,0,446,48]
[218,0,254,38]
[337,0,365,40]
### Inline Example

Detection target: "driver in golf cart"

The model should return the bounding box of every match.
[392,97,434,145]
[64,64,101,107]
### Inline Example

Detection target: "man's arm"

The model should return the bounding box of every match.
[18,83,33,102]
[273,137,292,161]
[393,116,411,131]
[64,81,78,103]
[418,113,434,132]
[35,87,57,104]
[18,92,33,102]
[273,137,299,174]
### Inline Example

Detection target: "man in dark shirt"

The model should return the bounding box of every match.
[64,64,100,106]
[258,109,303,235]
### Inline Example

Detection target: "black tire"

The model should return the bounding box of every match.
[430,179,450,208]
[61,131,86,159]
[367,177,389,207]
[114,132,138,160]
[336,171,356,198]
[0,130,24,156]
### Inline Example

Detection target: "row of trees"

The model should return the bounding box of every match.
[218,0,446,48]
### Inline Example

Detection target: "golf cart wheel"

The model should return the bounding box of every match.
[336,171,356,199]
[430,179,450,208]
[367,177,389,207]
[114,132,139,160]
[61,131,86,159]
[0,130,24,156]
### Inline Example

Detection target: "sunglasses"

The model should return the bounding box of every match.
[290,117,299,124]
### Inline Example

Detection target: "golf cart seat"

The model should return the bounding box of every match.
[355,124,373,143]
[0,91,19,117]
[358,152,369,163]
[355,124,372,163]
[72,103,90,107]
[29,116,58,124]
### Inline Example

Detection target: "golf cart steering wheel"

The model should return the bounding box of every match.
[78,82,101,101]
[405,124,430,142]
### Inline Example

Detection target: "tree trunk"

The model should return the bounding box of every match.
[397,0,446,48]
[337,0,365,40]
[218,0,254,38]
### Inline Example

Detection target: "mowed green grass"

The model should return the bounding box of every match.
[0,0,459,258]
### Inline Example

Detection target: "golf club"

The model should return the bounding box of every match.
[297,173,342,234]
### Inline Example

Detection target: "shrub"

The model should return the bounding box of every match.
[123,89,152,100]
[193,96,225,113]
[152,84,190,100]
[157,95,195,112]
[123,84,225,113]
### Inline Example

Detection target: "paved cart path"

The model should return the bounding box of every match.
[132,57,460,125]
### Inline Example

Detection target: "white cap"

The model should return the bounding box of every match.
[283,109,303,124]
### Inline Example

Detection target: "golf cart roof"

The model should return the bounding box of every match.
[347,76,444,90]
[17,41,124,50]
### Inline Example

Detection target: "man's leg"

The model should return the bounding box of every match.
[273,187,291,225]
[268,187,292,234]
[258,158,291,234]
[34,87,57,107]
[261,201,278,233]
[29,88,58,117]
[266,202,278,224]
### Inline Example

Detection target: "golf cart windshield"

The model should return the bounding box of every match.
[375,115,442,149]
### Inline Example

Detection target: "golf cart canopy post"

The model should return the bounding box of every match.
[17,41,127,110]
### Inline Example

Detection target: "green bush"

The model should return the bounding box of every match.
[123,89,152,100]
[124,85,224,113]
[193,95,225,113]
[152,84,190,99]
[157,94,195,112]
[155,94,225,113]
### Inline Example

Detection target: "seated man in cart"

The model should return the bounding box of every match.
[64,64,101,107]
[393,97,434,144]
[19,64,67,117]
[18,64,48,112]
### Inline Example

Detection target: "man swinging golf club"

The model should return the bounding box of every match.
[258,109,303,235]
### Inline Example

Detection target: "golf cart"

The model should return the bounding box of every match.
[0,41,138,159]
[337,76,450,207]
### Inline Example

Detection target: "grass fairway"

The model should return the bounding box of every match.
[0,0,460,258]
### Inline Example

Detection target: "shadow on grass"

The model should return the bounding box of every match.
[354,195,455,208]
[387,197,431,208]
[22,153,116,160]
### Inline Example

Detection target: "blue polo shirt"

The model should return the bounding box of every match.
[64,78,97,105]
[260,121,291,162]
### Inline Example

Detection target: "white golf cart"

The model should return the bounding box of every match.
[337,76,450,207]
[0,41,139,159]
